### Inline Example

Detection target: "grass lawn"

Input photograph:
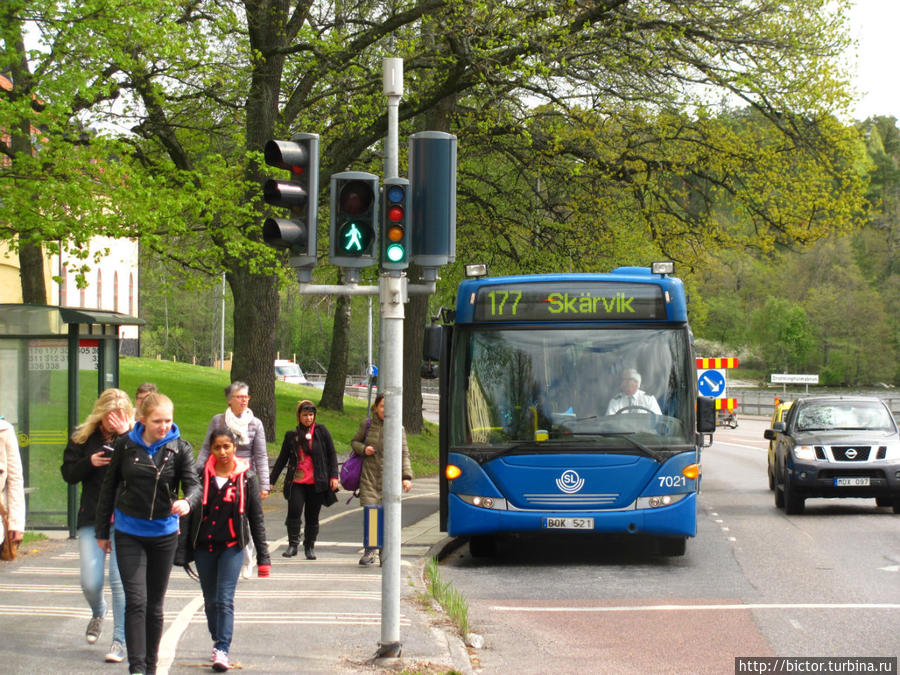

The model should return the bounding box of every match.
[117,356,440,478]
[23,356,438,530]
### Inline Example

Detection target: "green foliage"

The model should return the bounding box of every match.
[3,0,878,414]
[116,356,438,476]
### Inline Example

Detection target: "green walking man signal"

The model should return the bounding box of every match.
[329,172,379,268]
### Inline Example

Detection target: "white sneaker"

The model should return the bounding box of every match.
[104,640,125,663]
[212,649,230,672]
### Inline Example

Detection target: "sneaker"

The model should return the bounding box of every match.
[212,649,230,672]
[85,613,104,644]
[104,639,125,663]
[358,549,377,567]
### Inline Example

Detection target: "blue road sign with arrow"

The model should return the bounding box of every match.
[698,369,726,397]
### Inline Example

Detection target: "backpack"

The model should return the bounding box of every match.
[339,417,371,494]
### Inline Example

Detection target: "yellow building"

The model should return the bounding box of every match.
[0,237,140,342]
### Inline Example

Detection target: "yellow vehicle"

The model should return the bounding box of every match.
[766,399,793,490]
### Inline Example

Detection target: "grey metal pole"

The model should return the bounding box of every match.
[220,273,226,369]
[378,56,404,658]
[383,58,402,181]
[378,275,406,656]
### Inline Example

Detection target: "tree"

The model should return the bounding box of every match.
[4,0,869,433]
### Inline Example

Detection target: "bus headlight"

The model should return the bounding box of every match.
[648,495,673,508]
[458,494,507,510]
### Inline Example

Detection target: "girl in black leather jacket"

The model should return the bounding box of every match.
[95,393,199,675]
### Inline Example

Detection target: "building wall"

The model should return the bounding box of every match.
[0,237,140,341]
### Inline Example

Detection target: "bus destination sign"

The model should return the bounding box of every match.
[473,282,667,321]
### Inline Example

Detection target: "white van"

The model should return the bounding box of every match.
[274,360,311,385]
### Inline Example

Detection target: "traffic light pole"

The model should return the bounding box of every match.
[378,56,404,659]
[265,57,447,662]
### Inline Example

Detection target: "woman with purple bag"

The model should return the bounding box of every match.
[350,393,413,566]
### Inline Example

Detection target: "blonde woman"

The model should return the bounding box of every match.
[60,388,133,663]
[95,393,199,675]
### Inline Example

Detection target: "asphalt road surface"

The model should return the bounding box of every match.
[438,418,900,674]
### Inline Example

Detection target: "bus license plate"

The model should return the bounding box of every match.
[834,477,870,487]
[544,517,594,530]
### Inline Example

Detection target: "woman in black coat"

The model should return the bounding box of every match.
[270,400,339,559]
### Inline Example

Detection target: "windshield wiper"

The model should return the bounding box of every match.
[593,432,666,462]
[489,439,574,459]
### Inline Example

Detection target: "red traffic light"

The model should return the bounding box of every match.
[387,205,404,222]
[339,180,374,215]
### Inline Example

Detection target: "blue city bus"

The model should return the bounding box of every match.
[429,263,717,556]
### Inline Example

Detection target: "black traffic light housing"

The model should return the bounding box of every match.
[262,133,319,279]
[381,177,410,272]
[329,171,379,269]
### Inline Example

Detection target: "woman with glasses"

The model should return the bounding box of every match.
[196,382,269,577]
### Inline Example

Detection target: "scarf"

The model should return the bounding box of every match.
[224,407,253,446]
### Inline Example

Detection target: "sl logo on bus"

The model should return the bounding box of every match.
[556,470,585,494]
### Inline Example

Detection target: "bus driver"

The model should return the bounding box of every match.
[606,368,661,415]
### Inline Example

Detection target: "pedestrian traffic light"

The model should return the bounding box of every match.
[381,177,409,271]
[262,133,319,280]
[329,171,379,269]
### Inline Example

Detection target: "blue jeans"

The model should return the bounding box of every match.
[78,524,125,643]
[194,545,243,652]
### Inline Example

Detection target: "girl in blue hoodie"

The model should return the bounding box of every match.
[96,393,200,675]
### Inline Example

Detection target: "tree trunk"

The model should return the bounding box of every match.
[228,266,278,439]
[19,239,47,304]
[403,263,427,433]
[320,291,351,412]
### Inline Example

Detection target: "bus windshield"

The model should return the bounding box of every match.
[449,326,694,451]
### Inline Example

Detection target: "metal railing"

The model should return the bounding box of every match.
[731,387,900,419]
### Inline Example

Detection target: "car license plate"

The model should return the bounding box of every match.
[834,477,870,487]
[544,517,594,530]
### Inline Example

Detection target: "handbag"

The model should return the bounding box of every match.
[339,417,370,495]
[339,452,363,493]
[0,500,19,562]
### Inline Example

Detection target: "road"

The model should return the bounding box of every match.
[0,481,445,674]
[438,418,900,674]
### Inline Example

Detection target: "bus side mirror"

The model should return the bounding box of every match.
[697,397,716,433]
[423,325,442,362]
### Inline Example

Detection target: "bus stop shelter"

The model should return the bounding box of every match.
[0,304,143,535]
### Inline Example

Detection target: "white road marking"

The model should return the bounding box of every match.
[488,602,900,612]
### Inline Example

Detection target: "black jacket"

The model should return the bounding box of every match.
[271,424,339,499]
[95,432,200,540]
[60,429,120,530]
[176,460,270,566]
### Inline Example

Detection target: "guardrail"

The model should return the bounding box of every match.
[732,388,900,419]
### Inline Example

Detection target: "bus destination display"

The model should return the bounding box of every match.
[473,282,666,321]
